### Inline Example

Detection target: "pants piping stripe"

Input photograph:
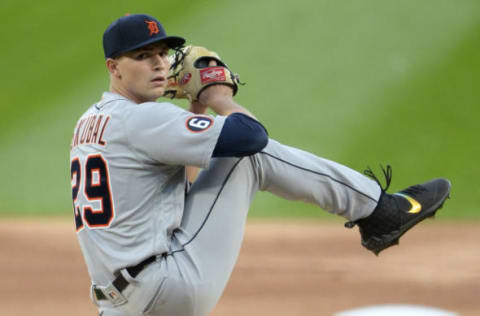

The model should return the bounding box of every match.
[169,158,244,255]
[168,149,378,256]
[259,151,378,203]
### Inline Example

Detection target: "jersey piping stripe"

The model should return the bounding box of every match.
[259,151,379,204]
[95,98,125,110]
[168,157,245,255]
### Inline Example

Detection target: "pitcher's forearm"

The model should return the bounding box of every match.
[198,85,257,119]
[208,98,256,119]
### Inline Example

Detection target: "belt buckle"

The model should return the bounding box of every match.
[95,283,128,307]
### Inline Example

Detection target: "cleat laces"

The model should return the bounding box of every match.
[364,164,393,193]
[345,164,393,229]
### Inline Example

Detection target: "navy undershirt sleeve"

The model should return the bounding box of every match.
[212,113,269,157]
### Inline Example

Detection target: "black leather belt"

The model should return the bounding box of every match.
[94,255,157,300]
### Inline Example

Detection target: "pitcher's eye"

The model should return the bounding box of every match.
[136,53,149,60]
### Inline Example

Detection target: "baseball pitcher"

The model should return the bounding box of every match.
[69,14,451,316]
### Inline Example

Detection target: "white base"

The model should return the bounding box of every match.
[334,304,457,316]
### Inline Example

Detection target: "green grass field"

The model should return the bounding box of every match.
[1,0,479,220]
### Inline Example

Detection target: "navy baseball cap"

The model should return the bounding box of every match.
[103,14,185,59]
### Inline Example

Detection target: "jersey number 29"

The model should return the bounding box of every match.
[70,154,115,232]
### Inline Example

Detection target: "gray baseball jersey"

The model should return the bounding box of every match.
[70,92,382,316]
[70,92,226,285]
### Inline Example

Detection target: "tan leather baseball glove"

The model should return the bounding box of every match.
[164,45,242,101]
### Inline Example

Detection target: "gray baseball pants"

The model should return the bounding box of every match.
[96,139,381,315]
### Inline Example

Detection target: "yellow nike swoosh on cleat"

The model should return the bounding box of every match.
[394,193,422,214]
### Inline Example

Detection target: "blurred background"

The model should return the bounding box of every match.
[1,0,479,220]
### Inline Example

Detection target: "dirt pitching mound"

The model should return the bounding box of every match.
[0,219,478,315]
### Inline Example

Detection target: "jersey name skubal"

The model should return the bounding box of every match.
[71,114,111,149]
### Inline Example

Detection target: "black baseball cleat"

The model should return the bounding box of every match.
[345,165,451,256]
